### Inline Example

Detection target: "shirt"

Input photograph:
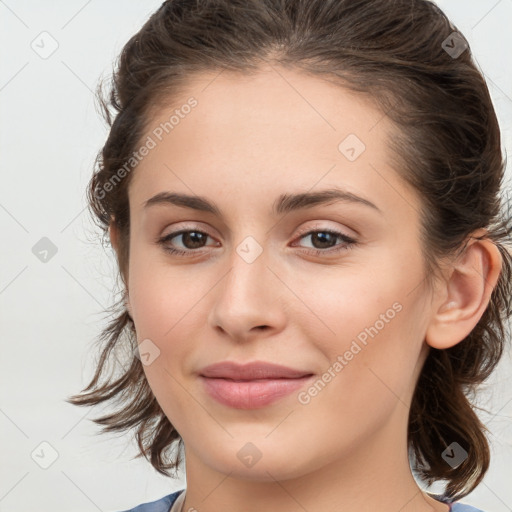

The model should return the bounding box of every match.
[119,489,487,512]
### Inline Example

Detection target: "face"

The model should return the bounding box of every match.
[123,66,435,482]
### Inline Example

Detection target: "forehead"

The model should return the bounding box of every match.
[129,65,417,222]
[143,65,390,154]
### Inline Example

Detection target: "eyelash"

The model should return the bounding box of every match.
[156,226,357,258]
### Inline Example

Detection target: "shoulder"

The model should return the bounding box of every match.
[430,493,486,512]
[451,502,487,512]
[117,491,487,512]
[116,489,185,512]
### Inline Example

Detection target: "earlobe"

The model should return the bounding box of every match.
[425,232,502,350]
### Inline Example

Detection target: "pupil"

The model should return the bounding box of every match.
[313,232,335,249]
[184,232,205,248]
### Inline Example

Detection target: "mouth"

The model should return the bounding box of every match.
[198,360,315,409]
[200,374,315,409]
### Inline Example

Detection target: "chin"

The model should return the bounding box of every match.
[193,437,311,481]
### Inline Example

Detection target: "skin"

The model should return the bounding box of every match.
[110,65,502,512]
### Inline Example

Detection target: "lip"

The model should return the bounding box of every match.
[199,361,314,409]
[200,361,313,380]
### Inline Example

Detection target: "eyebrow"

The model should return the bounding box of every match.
[143,188,381,216]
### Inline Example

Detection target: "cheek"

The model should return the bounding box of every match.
[128,262,204,430]
[126,251,214,385]
[292,263,426,402]
[287,264,399,346]
[127,245,209,337]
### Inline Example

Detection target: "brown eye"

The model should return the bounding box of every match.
[294,229,357,256]
[157,229,216,256]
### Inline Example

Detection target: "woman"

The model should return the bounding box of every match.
[70,1,512,511]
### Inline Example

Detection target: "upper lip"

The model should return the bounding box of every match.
[200,361,313,380]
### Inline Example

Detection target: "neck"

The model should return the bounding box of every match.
[180,406,449,512]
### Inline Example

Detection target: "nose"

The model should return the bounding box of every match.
[207,239,287,342]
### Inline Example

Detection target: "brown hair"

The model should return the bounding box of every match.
[69,0,512,502]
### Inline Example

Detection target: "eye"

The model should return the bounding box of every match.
[292,228,357,256]
[157,229,218,256]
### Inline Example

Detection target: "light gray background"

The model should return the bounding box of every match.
[1,1,511,511]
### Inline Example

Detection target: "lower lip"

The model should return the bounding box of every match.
[200,375,314,409]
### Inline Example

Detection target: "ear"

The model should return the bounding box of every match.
[109,218,132,316]
[425,230,503,349]
[109,217,119,253]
